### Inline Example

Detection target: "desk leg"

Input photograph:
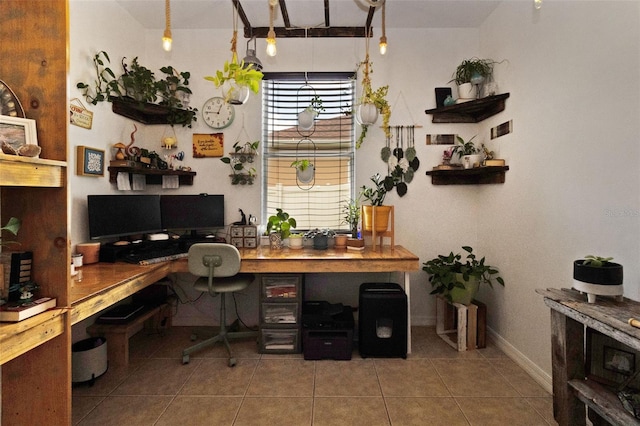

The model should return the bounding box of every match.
[403,271,412,354]
[550,309,586,426]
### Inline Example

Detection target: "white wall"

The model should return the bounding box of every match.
[68,0,640,388]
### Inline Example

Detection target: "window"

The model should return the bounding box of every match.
[262,72,356,232]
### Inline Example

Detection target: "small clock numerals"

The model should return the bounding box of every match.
[202,97,234,129]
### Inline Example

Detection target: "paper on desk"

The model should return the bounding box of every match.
[162,175,179,189]
[132,174,146,190]
[117,172,131,191]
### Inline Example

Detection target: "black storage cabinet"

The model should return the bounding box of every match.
[358,282,407,358]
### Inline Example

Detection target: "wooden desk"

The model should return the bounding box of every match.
[71,245,420,350]
[537,288,640,426]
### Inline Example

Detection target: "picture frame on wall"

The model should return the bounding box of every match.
[587,328,640,387]
[76,145,105,177]
[0,116,38,156]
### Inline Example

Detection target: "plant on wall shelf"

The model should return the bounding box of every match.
[0,217,21,248]
[76,51,197,127]
[220,141,259,185]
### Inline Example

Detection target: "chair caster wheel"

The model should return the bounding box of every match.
[228,358,237,367]
[190,334,197,341]
[182,355,190,364]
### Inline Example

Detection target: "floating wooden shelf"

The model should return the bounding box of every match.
[108,166,196,186]
[111,97,195,126]
[425,166,509,185]
[425,93,510,123]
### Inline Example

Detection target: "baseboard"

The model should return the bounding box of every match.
[487,327,553,394]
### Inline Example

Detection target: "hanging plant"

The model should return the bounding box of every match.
[204,9,263,104]
[355,50,391,148]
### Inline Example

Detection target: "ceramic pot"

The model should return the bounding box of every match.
[356,102,379,125]
[362,205,392,233]
[298,109,317,130]
[456,82,475,101]
[334,234,348,249]
[448,274,479,305]
[288,235,303,249]
[296,166,314,184]
[269,233,283,249]
[573,260,624,303]
[463,154,483,169]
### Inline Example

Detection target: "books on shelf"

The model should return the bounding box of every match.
[0,297,56,322]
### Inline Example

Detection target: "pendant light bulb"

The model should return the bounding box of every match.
[534,0,543,9]
[266,29,277,57]
[162,0,172,51]
[379,36,387,55]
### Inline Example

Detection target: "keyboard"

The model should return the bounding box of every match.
[121,245,188,265]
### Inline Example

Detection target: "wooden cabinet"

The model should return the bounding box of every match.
[0,1,71,424]
[259,274,303,354]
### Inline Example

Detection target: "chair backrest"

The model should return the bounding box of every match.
[188,243,242,278]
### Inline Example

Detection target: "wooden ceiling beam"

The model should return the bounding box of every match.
[324,0,330,28]
[232,0,252,33]
[279,0,291,29]
[244,26,372,38]
[365,6,376,35]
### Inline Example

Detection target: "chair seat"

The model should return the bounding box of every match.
[193,273,255,293]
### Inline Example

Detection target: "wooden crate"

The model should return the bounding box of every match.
[435,296,486,351]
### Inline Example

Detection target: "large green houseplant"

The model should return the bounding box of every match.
[422,246,504,305]
[76,51,197,127]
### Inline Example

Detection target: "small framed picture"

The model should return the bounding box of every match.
[76,145,105,177]
[0,116,38,155]
[587,328,640,386]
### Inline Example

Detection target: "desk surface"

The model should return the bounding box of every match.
[70,245,419,325]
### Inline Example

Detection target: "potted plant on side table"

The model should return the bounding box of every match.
[422,246,504,305]
[573,255,623,303]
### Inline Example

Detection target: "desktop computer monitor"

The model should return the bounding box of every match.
[160,194,225,237]
[87,194,163,240]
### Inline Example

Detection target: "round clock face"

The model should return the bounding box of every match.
[202,97,235,129]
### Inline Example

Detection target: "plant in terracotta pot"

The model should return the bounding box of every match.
[573,255,624,303]
[422,246,504,305]
[265,208,297,249]
[360,173,392,234]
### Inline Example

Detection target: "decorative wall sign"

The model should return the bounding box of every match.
[192,133,223,158]
[69,98,93,129]
[490,120,513,139]
[76,146,105,177]
[426,134,455,145]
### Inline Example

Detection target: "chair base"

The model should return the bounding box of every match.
[182,325,257,367]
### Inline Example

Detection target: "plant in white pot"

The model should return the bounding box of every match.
[354,52,391,148]
[290,159,315,184]
[452,135,483,169]
[450,57,499,101]
[422,246,504,305]
[298,96,324,130]
[573,255,623,303]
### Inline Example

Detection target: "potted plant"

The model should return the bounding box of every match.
[288,233,304,250]
[290,159,314,184]
[452,135,483,169]
[298,95,324,130]
[342,197,361,238]
[303,228,335,250]
[1,217,21,248]
[355,55,391,148]
[450,57,499,100]
[221,141,259,185]
[573,255,624,303]
[422,246,505,305]
[360,173,392,234]
[265,208,297,249]
[76,51,197,127]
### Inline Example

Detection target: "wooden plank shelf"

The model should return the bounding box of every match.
[569,379,640,426]
[108,166,196,186]
[0,155,66,187]
[426,166,509,185]
[425,93,510,123]
[111,97,195,126]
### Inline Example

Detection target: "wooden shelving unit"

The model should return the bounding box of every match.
[1,1,71,424]
[425,93,510,123]
[425,166,509,185]
[111,97,195,125]
[108,166,196,186]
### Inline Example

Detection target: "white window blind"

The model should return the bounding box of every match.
[262,72,356,232]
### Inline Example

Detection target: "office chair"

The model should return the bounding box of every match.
[181,243,257,367]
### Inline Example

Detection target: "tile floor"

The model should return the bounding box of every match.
[72,326,556,425]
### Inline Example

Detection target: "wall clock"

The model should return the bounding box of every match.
[202,97,235,129]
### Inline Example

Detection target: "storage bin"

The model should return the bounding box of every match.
[72,337,108,384]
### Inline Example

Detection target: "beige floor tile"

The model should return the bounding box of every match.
[526,397,557,425]
[76,395,173,426]
[72,359,144,397]
[490,358,552,397]
[385,396,469,426]
[180,358,258,396]
[456,397,549,425]
[234,396,313,426]
[315,359,381,396]
[149,326,260,360]
[313,397,390,426]
[155,395,243,426]
[410,327,484,359]
[432,359,519,397]
[375,359,450,397]
[72,396,104,425]
[112,357,198,395]
[246,359,315,396]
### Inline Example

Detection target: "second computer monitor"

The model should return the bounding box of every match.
[160,194,224,237]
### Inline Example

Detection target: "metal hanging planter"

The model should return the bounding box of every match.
[294,138,316,190]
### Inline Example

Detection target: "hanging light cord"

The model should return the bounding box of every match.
[230,2,239,60]
[165,0,171,32]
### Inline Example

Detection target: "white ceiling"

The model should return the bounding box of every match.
[115,0,502,32]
